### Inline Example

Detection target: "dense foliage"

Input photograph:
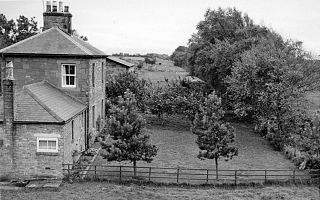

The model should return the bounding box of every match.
[170,46,189,68]
[105,72,149,112]
[145,78,208,122]
[187,8,273,96]
[100,90,158,176]
[192,92,238,179]
[144,57,156,65]
[0,14,39,49]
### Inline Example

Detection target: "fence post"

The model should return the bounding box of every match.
[94,165,97,180]
[206,169,209,184]
[149,167,152,182]
[234,170,237,186]
[264,170,267,183]
[119,166,122,182]
[293,170,295,184]
[177,168,180,183]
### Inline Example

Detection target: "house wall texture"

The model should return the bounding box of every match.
[87,58,106,144]
[105,61,128,76]
[0,123,64,179]
[63,111,86,164]
[0,57,90,103]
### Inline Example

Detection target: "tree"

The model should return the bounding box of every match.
[227,37,320,150]
[188,7,272,96]
[170,46,189,68]
[100,90,158,177]
[0,14,39,49]
[192,92,238,179]
[145,78,208,122]
[72,29,88,41]
[105,72,149,112]
[144,57,156,65]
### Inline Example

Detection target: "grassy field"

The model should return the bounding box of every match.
[95,115,296,170]
[91,115,300,186]
[129,57,188,85]
[2,182,319,200]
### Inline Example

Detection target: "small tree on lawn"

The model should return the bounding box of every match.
[100,90,158,177]
[192,92,238,180]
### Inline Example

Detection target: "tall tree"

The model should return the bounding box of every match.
[226,37,320,150]
[192,92,238,179]
[0,14,39,49]
[100,90,158,177]
[188,7,272,96]
[170,46,189,68]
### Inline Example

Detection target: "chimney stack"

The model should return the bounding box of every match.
[3,61,15,137]
[43,1,72,34]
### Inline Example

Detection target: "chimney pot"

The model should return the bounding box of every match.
[52,1,57,12]
[46,1,51,12]
[64,6,69,12]
[59,1,63,12]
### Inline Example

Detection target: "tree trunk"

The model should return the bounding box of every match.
[133,158,137,178]
[215,157,219,180]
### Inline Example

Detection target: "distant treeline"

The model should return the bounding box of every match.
[112,52,170,60]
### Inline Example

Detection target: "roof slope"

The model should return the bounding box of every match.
[107,56,135,68]
[0,27,107,57]
[0,81,86,123]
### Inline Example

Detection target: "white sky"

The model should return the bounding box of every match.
[0,0,320,56]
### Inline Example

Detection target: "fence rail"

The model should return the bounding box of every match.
[62,164,320,185]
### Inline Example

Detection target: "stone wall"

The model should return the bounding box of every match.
[0,111,85,179]
[87,58,106,143]
[0,57,90,103]
[0,123,64,179]
[63,111,86,164]
[105,61,128,78]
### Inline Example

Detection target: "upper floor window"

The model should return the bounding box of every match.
[62,64,76,87]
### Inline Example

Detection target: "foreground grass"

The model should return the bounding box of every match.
[1,182,319,200]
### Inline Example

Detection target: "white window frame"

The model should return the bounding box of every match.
[36,137,59,153]
[61,64,76,88]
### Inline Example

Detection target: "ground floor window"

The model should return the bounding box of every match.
[37,137,58,153]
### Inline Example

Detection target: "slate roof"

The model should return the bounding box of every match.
[0,81,86,123]
[0,27,107,57]
[107,56,135,68]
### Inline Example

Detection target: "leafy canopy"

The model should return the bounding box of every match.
[0,14,39,49]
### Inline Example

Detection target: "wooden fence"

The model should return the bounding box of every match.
[62,164,320,185]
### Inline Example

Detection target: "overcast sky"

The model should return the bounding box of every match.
[1,0,320,56]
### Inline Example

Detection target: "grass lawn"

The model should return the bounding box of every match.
[90,115,303,184]
[1,182,319,200]
[95,115,296,170]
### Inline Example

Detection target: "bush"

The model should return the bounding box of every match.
[105,72,149,112]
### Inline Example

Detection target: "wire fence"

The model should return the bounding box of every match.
[62,164,320,185]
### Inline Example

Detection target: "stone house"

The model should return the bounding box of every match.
[0,1,133,179]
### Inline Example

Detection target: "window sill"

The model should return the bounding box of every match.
[36,152,59,156]
[62,86,77,88]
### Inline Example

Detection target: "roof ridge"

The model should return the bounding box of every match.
[24,82,64,122]
[43,81,86,105]
[55,27,93,55]
[0,28,53,53]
